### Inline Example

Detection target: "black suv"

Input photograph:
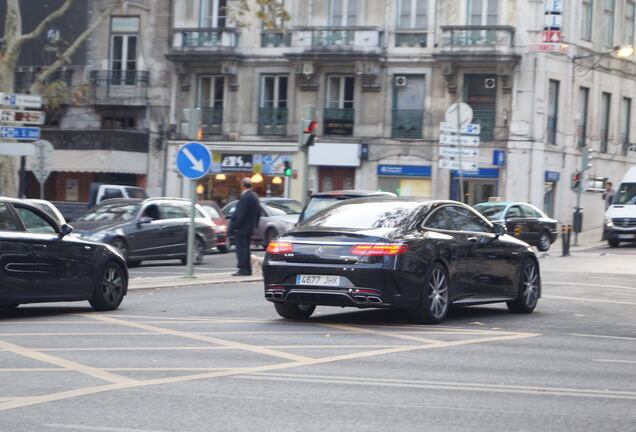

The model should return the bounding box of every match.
[71,198,217,266]
[298,190,397,223]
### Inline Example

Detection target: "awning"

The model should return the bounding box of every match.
[26,149,148,174]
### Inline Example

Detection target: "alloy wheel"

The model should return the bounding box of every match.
[101,266,124,305]
[539,233,550,251]
[522,262,539,309]
[428,267,449,320]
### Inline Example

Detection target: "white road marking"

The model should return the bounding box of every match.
[572,333,636,341]
[544,281,636,291]
[544,295,636,306]
[237,372,636,400]
[44,424,173,432]
[593,359,636,364]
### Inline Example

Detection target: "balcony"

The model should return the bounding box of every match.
[323,108,354,136]
[394,31,428,48]
[89,70,149,106]
[391,110,423,139]
[168,28,239,61]
[200,107,224,136]
[438,26,516,57]
[286,27,383,59]
[258,107,288,136]
[261,31,290,48]
[41,128,149,152]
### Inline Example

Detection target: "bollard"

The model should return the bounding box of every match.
[565,225,572,256]
[560,225,568,257]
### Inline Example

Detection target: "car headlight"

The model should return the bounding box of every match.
[605,216,613,228]
[216,225,227,233]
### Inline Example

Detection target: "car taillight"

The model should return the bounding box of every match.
[266,241,293,254]
[350,243,408,256]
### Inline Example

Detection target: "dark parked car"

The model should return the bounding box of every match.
[0,197,127,311]
[474,201,558,251]
[199,200,229,253]
[263,198,541,324]
[223,198,303,248]
[71,198,216,266]
[298,190,397,223]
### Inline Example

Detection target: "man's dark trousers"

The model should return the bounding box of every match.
[235,234,251,275]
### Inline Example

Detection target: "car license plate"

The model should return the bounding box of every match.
[296,275,341,287]
[618,234,634,239]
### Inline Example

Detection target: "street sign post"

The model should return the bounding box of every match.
[439,122,480,135]
[439,159,479,171]
[31,140,54,198]
[0,126,41,140]
[0,142,36,156]
[176,142,212,278]
[0,92,42,109]
[439,147,479,158]
[439,134,480,147]
[0,109,45,125]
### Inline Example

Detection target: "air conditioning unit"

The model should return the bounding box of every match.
[395,75,408,87]
[485,77,496,89]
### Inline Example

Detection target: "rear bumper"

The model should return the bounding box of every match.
[263,260,424,309]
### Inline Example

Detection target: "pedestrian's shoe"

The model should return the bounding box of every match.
[232,271,252,276]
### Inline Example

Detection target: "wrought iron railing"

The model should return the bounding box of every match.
[261,31,290,47]
[200,106,224,136]
[89,70,149,105]
[394,32,427,47]
[176,28,238,49]
[258,107,288,136]
[440,25,514,51]
[391,110,423,139]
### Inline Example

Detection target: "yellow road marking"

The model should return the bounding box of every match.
[82,314,313,362]
[320,323,442,344]
[0,340,134,385]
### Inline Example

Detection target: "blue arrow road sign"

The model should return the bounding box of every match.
[176,142,211,180]
[0,126,40,140]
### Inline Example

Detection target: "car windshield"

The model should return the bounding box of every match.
[474,204,507,220]
[304,201,423,230]
[202,205,221,218]
[265,200,303,215]
[77,203,140,222]
[125,187,147,199]
[614,183,636,205]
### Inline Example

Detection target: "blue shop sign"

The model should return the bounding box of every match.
[377,165,432,177]
[545,171,560,182]
[492,149,506,166]
[451,168,499,179]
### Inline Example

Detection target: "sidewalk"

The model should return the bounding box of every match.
[129,272,263,290]
[547,225,605,254]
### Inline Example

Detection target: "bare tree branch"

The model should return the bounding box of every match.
[14,0,77,48]
[30,0,126,93]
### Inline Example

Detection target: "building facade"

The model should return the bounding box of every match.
[162,0,636,228]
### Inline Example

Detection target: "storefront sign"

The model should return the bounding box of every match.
[221,154,253,172]
[323,119,354,136]
[308,143,360,167]
[492,149,506,166]
[545,171,560,182]
[451,168,499,179]
[377,165,431,177]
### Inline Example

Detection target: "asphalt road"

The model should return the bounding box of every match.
[0,246,635,432]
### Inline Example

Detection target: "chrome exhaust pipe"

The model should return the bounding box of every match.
[265,292,274,299]
[273,292,284,299]
[353,295,368,303]
[367,296,382,304]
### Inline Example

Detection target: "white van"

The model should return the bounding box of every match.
[604,166,636,247]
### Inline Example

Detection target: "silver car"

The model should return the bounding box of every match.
[222,198,303,248]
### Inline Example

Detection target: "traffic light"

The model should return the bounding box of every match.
[571,171,582,191]
[302,119,317,147]
[181,108,203,140]
[283,160,292,177]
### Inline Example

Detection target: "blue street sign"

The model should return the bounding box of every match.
[377,164,432,177]
[176,142,211,180]
[545,171,560,182]
[492,149,506,166]
[0,126,40,140]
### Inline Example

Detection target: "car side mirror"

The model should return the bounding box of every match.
[493,223,506,238]
[138,216,153,226]
[59,224,73,237]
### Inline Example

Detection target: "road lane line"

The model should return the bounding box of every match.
[544,281,636,291]
[82,314,313,362]
[593,359,636,364]
[44,423,173,432]
[544,295,636,306]
[34,345,402,352]
[572,333,636,341]
[320,323,442,344]
[0,340,134,385]
[237,372,636,400]
[0,330,537,412]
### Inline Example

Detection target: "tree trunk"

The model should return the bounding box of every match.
[0,2,19,197]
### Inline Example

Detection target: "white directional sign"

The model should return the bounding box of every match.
[32,140,54,184]
[439,159,479,171]
[0,126,41,140]
[0,109,45,125]
[439,122,481,136]
[0,92,42,109]
[439,147,480,158]
[0,142,36,156]
[439,133,480,147]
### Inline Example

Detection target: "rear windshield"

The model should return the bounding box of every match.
[202,205,221,218]
[125,187,147,199]
[302,197,348,220]
[304,201,423,229]
[78,203,140,222]
[265,200,303,215]
[474,204,507,220]
[614,183,636,205]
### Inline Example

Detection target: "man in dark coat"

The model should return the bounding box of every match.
[229,177,261,276]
